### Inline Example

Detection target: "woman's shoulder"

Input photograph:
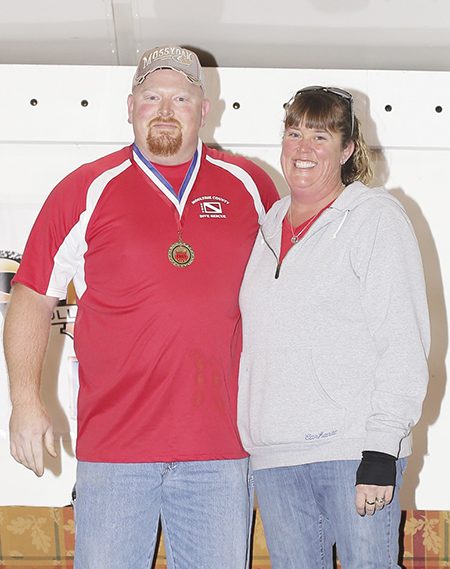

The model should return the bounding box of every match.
[266,194,290,217]
[339,181,406,214]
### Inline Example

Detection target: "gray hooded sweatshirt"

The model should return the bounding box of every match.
[237,182,430,471]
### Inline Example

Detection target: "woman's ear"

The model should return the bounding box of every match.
[341,140,355,165]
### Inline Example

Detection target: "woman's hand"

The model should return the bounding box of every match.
[355,484,394,516]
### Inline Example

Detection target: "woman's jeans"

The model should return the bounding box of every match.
[254,458,406,569]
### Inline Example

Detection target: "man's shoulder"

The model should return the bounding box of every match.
[202,144,279,208]
[202,145,277,187]
[48,146,133,202]
[75,145,133,177]
[204,144,258,171]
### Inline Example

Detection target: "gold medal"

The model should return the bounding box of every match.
[168,234,195,267]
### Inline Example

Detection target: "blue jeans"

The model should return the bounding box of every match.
[254,458,406,569]
[73,458,254,569]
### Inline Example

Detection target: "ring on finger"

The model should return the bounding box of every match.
[376,498,384,504]
[366,500,376,506]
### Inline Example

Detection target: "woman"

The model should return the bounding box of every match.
[237,86,430,568]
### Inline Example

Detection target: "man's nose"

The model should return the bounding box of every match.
[158,99,174,117]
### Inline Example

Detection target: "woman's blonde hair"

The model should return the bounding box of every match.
[284,88,374,186]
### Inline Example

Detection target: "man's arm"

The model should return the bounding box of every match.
[3,283,59,476]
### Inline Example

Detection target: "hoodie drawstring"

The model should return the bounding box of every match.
[332,209,350,239]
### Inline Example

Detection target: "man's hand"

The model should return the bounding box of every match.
[4,283,59,477]
[355,484,394,516]
[9,399,57,477]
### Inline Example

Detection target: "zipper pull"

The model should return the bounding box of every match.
[274,262,281,279]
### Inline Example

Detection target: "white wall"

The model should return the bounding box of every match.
[3,0,450,72]
[0,65,448,509]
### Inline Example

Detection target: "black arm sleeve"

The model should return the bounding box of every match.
[355,451,397,486]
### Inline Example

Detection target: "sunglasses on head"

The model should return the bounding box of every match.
[292,86,355,136]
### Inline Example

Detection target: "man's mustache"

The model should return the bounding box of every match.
[149,117,182,128]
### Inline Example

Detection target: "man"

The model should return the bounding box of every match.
[3,45,279,568]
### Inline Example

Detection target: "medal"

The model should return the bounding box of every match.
[168,232,195,267]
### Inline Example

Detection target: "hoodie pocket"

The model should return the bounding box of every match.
[238,348,345,448]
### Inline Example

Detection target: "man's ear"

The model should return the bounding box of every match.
[200,98,211,128]
[127,93,134,125]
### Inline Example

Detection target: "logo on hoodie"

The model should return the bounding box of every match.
[305,429,338,441]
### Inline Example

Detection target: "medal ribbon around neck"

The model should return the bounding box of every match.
[164,155,198,267]
[133,142,199,208]
[132,143,199,267]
